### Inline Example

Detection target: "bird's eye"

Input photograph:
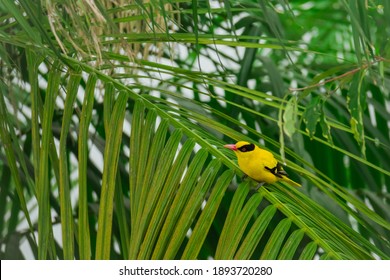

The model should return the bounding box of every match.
[238,143,255,152]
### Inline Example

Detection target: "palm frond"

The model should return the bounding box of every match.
[0,0,389,260]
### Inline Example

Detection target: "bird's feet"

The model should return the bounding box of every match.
[254,182,265,191]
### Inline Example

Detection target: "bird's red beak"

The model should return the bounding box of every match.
[224,144,237,151]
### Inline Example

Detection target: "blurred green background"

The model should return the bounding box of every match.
[0,0,389,259]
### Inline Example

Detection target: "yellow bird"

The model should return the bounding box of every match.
[224,141,301,187]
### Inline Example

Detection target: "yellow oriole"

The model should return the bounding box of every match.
[224,141,301,187]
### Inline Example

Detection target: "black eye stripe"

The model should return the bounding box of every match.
[238,143,255,152]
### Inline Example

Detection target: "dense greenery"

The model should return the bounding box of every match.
[0,0,389,260]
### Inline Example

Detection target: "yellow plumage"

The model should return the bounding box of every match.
[224,141,301,188]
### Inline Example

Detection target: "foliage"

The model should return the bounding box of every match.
[0,0,389,260]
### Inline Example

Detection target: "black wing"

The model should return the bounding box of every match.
[264,162,288,178]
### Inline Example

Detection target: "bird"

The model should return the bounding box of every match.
[224,141,301,188]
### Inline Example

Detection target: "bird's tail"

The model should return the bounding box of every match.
[281,176,301,188]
